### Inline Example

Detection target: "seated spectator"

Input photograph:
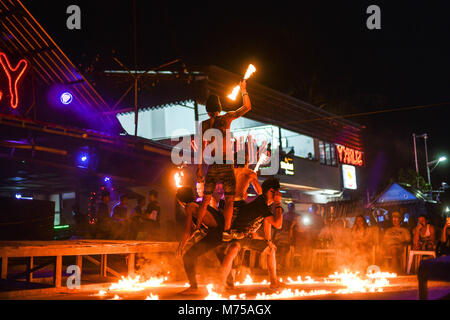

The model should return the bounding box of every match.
[95,190,112,239]
[274,204,296,271]
[318,217,334,248]
[351,215,372,252]
[110,194,129,239]
[382,211,411,273]
[331,219,351,249]
[437,217,450,256]
[350,215,372,271]
[128,197,146,240]
[413,215,436,251]
[144,190,161,240]
[290,214,314,271]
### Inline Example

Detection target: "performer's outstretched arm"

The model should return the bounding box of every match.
[227,80,251,119]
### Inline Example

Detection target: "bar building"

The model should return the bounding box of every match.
[0,0,365,239]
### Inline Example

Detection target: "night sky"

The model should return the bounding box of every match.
[21,0,450,197]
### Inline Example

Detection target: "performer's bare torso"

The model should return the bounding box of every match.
[234,167,257,200]
[202,114,233,160]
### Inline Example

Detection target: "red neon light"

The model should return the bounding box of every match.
[336,145,363,167]
[0,52,28,109]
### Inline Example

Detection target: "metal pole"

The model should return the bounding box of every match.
[194,100,199,122]
[424,134,432,198]
[133,0,138,137]
[413,133,419,188]
[134,77,138,136]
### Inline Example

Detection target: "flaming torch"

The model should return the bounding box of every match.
[174,171,184,188]
[254,153,268,173]
[227,64,256,100]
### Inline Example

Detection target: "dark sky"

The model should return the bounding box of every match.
[21,0,450,195]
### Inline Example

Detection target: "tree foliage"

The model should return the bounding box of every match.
[397,168,431,193]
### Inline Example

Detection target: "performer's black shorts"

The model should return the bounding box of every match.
[232,238,269,253]
[204,164,236,196]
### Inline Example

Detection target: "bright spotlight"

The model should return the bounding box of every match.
[439,156,447,162]
[60,92,73,105]
[15,193,22,199]
[104,177,111,182]
[302,215,311,226]
[81,156,88,162]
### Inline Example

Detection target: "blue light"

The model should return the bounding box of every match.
[104,177,111,182]
[15,193,22,199]
[60,92,73,105]
[81,156,88,162]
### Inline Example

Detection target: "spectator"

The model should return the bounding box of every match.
[274,203,296,271]
[290,214,314,271]
[413,215,436,251]
[128,197,146,240]
[318,216,334,248]
[111,194,129,239]
[437,217,450,256]
[331,219,351,249]
[95,190,111,239]
[145,190,161,239]
[351,215,372,252]
[382,211,411,273]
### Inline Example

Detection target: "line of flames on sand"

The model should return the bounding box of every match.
[92,270,397,300]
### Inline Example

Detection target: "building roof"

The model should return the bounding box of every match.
[104,65,364,151]
[368,182,429,207]
[0,0,120,131]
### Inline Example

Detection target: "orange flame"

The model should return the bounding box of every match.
[174,171,184,188]
[228,64,256,100]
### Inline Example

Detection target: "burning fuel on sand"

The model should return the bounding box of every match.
[90,269,398,300]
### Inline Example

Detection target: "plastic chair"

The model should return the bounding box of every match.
[407,247,436,274]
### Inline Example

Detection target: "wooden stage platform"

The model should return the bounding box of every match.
[0,240,178,288]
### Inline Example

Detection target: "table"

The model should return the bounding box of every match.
[0,240,178,287]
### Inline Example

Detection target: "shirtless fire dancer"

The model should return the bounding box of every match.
[218,177,284,290]
[196,80,252,241]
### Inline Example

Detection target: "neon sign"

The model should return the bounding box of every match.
[342,164,357,190]
[280,156,294,175]
[336,144,363,167]
[0,52,28,109]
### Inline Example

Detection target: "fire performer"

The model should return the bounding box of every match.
[233,152,262,209]
[196,79,252,241]
[175,186,234,294]
[218,178,284,290]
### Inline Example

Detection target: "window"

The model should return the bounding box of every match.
[280,128,314,159]
[319,140,337,167]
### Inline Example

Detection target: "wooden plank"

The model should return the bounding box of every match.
[0,241,178,258]
[128,253,135,275]
[26,257,34,282]
[54,256,62,288]
[84,255,121,278]
[1,256,7,280]
[100,255,107,277]
[76,255,82,279]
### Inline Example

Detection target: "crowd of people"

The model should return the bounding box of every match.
[271,206,450,274]
[91,189,161,240]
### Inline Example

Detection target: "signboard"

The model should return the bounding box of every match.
[0,52,28,109]
[280,156,294,175]
[336,145,363,167]
[342,164,357,190]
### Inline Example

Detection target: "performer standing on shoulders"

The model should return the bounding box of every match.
[196,79,252,241]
